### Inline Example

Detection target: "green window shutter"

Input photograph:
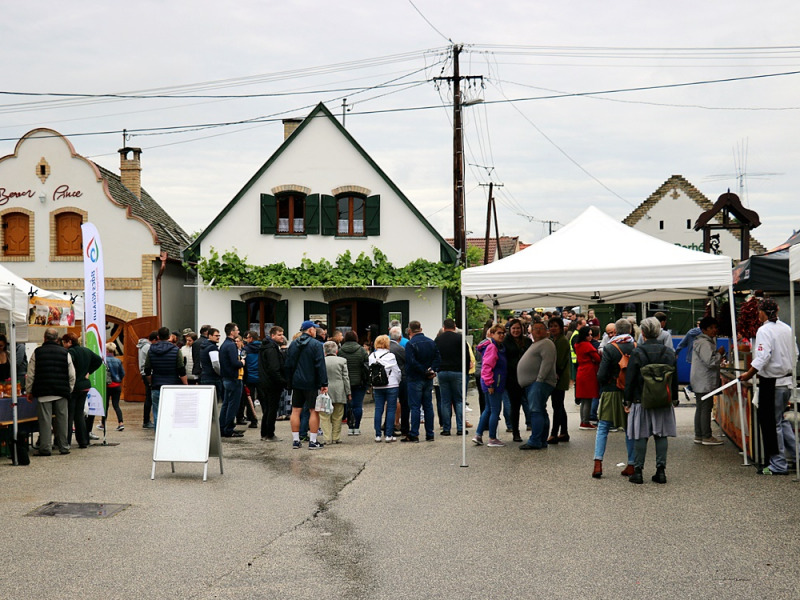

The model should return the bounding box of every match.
[381,300,409,332]
[365,195,380,236]
[276,300,289,333]
[304,300,329,326]
[231,300,248,333]
[305,194,320,235]
[260,194,276,234]
[321,195,337,236]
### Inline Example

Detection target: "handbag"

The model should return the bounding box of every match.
[315,392,333,414]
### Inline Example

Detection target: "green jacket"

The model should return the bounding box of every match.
[552,334,571,391]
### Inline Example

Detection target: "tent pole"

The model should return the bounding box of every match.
[461,294,468,467]
[791,281,799,481]
[10,284,18,466]
[728,284,749,466]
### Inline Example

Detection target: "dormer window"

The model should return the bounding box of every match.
[277,193,305,234]
[337,195,365,236]
[260,192,319,236]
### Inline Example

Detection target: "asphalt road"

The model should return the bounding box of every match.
[2,390,798,600]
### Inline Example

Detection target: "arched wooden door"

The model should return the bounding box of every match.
[122,316,159,402]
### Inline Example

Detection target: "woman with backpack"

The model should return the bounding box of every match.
[592,318,636,478]
[368,335,400,442]
[624,317,678,485]
[339,330,369,436]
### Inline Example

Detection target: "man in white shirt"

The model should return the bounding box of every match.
[739,298,799,475]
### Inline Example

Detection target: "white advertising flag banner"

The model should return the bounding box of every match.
[81,223,107,415]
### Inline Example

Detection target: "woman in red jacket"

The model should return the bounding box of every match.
[574,326,600,430]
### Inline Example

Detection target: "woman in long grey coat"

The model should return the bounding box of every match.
[321,341,351,444]
[624,317,678,485]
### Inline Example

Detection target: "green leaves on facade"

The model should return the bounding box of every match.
[195,247,461,293]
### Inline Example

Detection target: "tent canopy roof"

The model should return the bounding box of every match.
[461,206,734,309]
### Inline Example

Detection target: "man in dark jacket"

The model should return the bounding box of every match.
[285,320,328,449]
[258,326,287,441]
[61,332,103,448]
[192,324,211,380]
[200,328,223,404]
[435,318,471,436]
[144,327,187,428]
[238,330,261,427]
[27,328,76,455]
[403,320,440,443]
[218,322,242,438]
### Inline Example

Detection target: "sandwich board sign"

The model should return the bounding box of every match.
[151,385,223,481]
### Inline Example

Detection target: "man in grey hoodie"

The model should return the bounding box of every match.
[690,316,726,446]
[518,322,558,450]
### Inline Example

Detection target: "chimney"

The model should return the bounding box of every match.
[282,118,302,141]
[119,147,142,199]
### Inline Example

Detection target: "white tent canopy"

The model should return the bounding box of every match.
[461,206,734,308]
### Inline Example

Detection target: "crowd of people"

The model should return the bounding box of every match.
[471,303,798,482]
[133,317,472,450]
[21,299,798,481]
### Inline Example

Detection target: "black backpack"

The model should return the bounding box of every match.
[368,351,390,387]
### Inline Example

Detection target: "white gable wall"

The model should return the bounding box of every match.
[631,187,745,257]
[198,114,443,267]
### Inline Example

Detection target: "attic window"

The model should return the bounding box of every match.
[687,219,691,229]
[659,220,664,230]
[277,193,306,234]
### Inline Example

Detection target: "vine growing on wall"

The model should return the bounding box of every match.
[194,247,461,294]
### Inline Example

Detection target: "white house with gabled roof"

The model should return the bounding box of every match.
[186,102,456,340]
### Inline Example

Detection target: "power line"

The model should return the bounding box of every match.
[407,0,452,43]
[2,68,796,143]
[0,80,430,101]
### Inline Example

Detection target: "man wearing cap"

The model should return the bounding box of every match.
[285,320,328,449]
[739,298,799,475]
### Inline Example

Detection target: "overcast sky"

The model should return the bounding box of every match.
[2,1,798,251]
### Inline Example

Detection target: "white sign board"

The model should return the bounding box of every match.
[151,385,223,481]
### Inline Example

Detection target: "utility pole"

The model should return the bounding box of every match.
[480,182,504,264]
[342,98,351,127]
[434,45,482,266]
[452,44,465,266]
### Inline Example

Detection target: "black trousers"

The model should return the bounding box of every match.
[506,383,526,437]
[259,385,282,438]
[757,377,780,460]
[398,379,409,436]
[142,375,152,425]
[550,388,568,436]
[67,389,89,447]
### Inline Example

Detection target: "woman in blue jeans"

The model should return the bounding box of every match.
[369,335,401,442]
[592,318,636,478]
[473,325,508,448]
[339,331,369,435]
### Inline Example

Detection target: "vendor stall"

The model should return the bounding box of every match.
[0,265,84,465]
